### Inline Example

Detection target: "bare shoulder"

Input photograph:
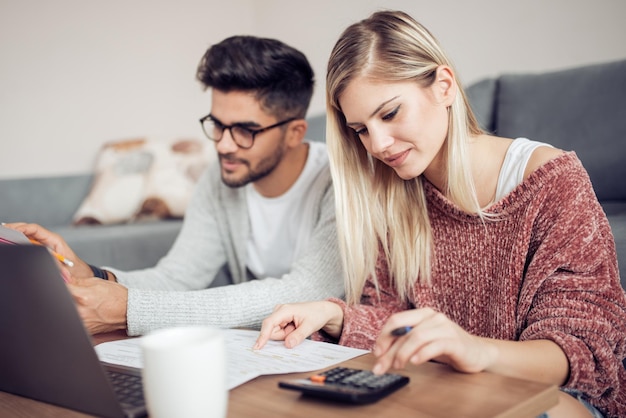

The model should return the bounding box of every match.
[524,145,565,179]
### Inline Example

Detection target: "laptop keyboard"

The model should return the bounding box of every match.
[105,368,146,409]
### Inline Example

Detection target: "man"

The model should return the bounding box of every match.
[10,36,343,335]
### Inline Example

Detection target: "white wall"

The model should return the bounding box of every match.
[1,0,625,179]
[0,0,256,179]
[258,0,626,117]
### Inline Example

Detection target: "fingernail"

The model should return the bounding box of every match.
[372,364,383,375]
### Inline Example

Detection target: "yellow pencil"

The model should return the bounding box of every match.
[29,239,74,267]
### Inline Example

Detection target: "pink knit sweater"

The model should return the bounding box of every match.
[321,153,626,417]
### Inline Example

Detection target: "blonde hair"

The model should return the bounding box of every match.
[326,10,484,304]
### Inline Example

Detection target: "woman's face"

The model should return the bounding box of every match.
[338,72,453,181]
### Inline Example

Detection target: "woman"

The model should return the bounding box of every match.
[254,10,626,417]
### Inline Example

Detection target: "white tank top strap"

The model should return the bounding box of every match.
[495,138,553,201]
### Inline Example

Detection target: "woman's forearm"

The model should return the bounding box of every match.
[482,338,569,385]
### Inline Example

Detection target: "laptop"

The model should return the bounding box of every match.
[0,244,147,418]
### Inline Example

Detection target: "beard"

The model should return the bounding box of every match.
[219,146,285,188]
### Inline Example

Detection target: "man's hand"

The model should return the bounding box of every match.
[68,277,128,335]
[4,222,93,279]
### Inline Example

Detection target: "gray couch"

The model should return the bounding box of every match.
[1,59,624,286]
[0,174,182,270]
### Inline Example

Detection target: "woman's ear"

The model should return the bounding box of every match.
[434,65,457,108]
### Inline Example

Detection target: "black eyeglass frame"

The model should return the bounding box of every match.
[199,114,298,149]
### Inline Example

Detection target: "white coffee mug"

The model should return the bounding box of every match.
[141,326,227,418]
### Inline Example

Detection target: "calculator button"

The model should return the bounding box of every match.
[310,374,326,383]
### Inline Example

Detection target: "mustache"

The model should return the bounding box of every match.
[219,154,249,166]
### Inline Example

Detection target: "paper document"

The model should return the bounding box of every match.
[0,225,31,245]
[95,329,369,390]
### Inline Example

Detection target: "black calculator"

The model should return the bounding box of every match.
[278,366,410,404]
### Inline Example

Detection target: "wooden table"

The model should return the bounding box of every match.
[0,331,558,418]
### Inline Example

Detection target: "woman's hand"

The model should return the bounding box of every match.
[4,222,93,279]
[254,301,344,350]
[372,308,497,375]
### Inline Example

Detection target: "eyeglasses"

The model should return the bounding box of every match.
[199,114,297,149]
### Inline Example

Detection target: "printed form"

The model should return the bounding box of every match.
[95,329,369,389]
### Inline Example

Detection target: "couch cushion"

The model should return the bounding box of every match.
[465,77,498,134]
[306,113,327,143]
[52,220,182,271]
[0,174,93,226]
[494,59,626,201]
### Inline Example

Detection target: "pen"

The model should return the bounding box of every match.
[391,326,413,336]
[29,239,74,267]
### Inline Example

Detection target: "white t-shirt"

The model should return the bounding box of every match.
[245,141,329,279]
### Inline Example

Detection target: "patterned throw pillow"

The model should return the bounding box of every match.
[73,137,213,225]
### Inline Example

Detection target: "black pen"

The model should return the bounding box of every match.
[391,326,413,336]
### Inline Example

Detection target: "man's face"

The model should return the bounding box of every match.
[209,90,287,188]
